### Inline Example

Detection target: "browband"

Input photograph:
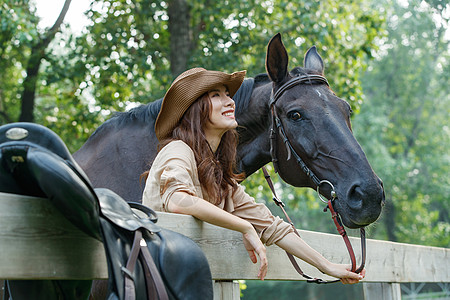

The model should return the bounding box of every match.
[269,74,329,107]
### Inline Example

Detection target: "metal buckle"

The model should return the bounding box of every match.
[317,180,337,203]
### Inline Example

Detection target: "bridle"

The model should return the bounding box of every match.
[264,74,366,283]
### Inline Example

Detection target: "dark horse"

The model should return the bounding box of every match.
[74,33,384,229]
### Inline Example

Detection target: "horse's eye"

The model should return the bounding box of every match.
[288,111,302,121]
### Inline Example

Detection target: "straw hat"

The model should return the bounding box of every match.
[155,67,246,141]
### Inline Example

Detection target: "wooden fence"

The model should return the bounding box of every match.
[0,192,448,299]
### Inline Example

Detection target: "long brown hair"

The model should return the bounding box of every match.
[142,93,245,205]
[164,93,244,204]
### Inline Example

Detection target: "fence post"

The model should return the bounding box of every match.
[363,282,401,300]
[213,280,240,300]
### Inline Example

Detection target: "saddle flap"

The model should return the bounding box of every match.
[95,188,161,233]
[155,229,213,299]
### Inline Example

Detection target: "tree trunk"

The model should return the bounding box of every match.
[19,0,72,122]
[19,48,43,122]
[168,0,191,77]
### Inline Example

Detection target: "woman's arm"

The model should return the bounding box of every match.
[167,191,268,280]
[276,232,365,284]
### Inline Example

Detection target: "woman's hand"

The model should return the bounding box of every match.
[323,263,366,284]
[242,230,268,280]
[276,232,366,284]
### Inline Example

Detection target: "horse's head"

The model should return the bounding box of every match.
[265,34,384,228]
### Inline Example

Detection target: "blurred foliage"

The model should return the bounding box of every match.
[0,0,39,123]
[0,0,384,152]
[243,0,449,297]
[242,280,363,300]
[352,0,449,247]
[243,0,450,249]
[0,0,448,298]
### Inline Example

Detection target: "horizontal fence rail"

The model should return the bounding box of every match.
[0,192,448,285]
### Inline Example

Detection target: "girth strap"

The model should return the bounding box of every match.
[123,230,169,300]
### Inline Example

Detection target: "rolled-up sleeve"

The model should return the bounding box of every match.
[142,141,201,211]
[228,185,294,246]
[160,160,197,209]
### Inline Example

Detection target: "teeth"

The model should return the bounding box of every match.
[223,112,234,116]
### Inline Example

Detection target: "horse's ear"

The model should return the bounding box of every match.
[304,46,324,75]
[265,33,289,83]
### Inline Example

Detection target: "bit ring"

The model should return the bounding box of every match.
[317,180,336,203]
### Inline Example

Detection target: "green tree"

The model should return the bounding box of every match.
[19,0,71,122]
[0,0,384,153]
[0,0,39,123]
[55,0,383,148]
[0,0,72,123]
[244,0,449,299]
[353,0,449,246]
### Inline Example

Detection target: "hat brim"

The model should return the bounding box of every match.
[155,69,246,141]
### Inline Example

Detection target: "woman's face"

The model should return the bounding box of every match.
[203,84,238,138]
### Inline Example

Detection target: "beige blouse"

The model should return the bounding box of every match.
[142,140,293,246]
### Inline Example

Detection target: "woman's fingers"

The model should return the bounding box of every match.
[246,249,258,263]
[340,267,365,284]
[242,232,268,280]
[257,251,268,280]
[253,243,268,280]
[360,269,366,278]
[326,263,366,284]
[242,236,258,263]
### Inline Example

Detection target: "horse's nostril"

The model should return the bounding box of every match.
[347,181,385,211]
[347,184,364,210]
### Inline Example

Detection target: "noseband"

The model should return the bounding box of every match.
[265,74,366,283]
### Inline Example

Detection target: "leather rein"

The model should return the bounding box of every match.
[264,74,366,283]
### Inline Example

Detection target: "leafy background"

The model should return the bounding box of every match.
[0,0,448,298]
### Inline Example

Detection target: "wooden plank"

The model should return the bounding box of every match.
[0,192,449,283]
[213,281,240,300]
[363,283,401,300]
[156,212,450,283]
[0,193,107,280]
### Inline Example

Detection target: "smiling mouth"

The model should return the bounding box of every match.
[222,111,234,117]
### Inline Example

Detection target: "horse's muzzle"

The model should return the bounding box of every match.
[338,179,385,228]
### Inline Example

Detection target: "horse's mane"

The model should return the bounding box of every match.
[89,99,162,138]
[292,66,326,78]
[114,98,163,125]
[233,78,255,113]
[254,73,270,84]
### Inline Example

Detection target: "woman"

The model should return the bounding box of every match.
[142,67,365,283]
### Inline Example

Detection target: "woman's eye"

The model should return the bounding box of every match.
[289,111,302,121]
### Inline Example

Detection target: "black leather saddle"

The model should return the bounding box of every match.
[0,122,213,300]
